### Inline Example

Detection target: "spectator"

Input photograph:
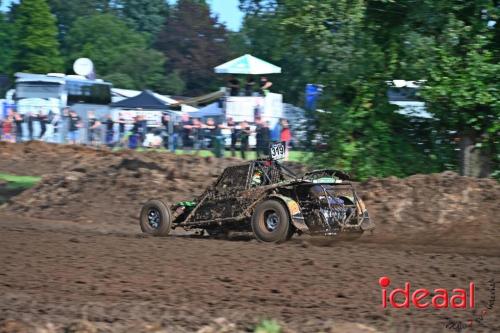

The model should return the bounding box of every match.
[51,112,61,143]
[27,112,35,140]
[239,121,251,160]
[191,118,202,153]
[45,111,55,141]
[280,119,292,160]
[227,75,240,96]
[255,118,264,158]
[61,107,70,143]
[104,114,114,146]
[245,76,256,96]
[226,117,238,157]
[137,115,147,146]
[171,121,180,152]
[271,119,282,143]
[87,111,101,145]
[67,110,81,144]
[13,111,23,142]
[1,112,14,142]
[200,118,213,149]
[256,119,271,158]
[259,76,273,96]
[181,113,194,152]
[38,113,48,140]
[117,112,126,146]
[161,114,171,150]
[205,118,224,157]
[129,116,140,149]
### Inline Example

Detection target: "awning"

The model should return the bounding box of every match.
[169,90,225,108]
[110,90,170,110]
[214,54,281,75]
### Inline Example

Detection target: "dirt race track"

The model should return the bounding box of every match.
[0,142,499,332]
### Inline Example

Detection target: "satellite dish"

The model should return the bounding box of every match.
[73,58,94,76]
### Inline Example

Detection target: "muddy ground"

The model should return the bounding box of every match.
[0,142,499,332]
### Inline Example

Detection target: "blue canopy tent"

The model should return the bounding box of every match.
[187,102,224,119]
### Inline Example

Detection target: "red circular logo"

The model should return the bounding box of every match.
[379,276,391,287]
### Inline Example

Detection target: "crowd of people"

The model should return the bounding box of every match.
[1,107,293,160]
[0,108,55,143]
[163,114,293,159]
[226,76,273,97]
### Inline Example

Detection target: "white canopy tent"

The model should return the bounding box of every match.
[214,54,281,75]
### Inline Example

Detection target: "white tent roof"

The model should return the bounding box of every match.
[214,54,281,75]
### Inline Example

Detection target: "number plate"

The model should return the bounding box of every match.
[269,142,286,160]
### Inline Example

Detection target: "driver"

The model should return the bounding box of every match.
[251,170,264,187]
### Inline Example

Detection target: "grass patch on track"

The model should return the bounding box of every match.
[0,173,41,190]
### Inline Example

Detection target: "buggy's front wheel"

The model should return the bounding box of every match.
[251,199,293,243]
[140,199,172,236]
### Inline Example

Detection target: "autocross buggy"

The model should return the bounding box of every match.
[139,143,374,243]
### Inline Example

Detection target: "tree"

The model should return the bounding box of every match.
[0,8,14,74]
[155,0,231,95]
[65,13,173,93]
[117,0,169,38]
[417,4,499,177]
[12,0,64,73]
[47,0,117,43]
[238,0,498,178]
[238,0,450,179]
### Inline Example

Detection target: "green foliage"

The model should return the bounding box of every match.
[155,0,231,95]
[0,11,13,74]
[254,319,281,333]
[101,73,136,90]
[117,0,169,37]
[66,14,171,92]
[164,70,187,96]
[0,173,41,189]
[407,1,499,176]
[47,0,116,44]
[66,14,144,70]
[238,0,498,179]
[12,0,64,73]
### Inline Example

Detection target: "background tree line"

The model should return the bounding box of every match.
[0,0,234,95]
[0,0,498,179]
[235,0,499,179]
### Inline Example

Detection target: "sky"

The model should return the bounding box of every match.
[0,0,244,31]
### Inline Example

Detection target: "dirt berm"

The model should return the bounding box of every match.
[0,142,305,227]
[1,141,499,245]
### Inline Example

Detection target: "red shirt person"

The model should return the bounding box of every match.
[280,119,292,143]
[280,119,292,160]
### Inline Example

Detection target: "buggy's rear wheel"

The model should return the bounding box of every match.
[251,199,293,243]
[140,199,172,236]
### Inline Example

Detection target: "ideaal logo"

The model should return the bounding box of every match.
[378,277,496,332]
[378,276,475,309]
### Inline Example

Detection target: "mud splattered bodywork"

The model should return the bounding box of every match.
[167,160,374,238]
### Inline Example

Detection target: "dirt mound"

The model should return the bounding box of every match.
[0,141,114,176]
[1,142,498,244]
[358,172,499,244]
[2,145,240,226]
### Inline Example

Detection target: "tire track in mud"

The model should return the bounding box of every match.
[0,215,499,332]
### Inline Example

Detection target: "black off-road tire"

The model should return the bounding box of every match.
[140,199,172,236]
[251,199,293,243]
